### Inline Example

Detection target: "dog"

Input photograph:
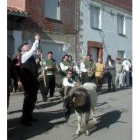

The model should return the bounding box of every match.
[63,82,98,136]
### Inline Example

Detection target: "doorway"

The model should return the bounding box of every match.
[87,41,103,62]
[90,47,99,63]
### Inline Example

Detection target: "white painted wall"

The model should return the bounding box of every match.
[80,0,132,62]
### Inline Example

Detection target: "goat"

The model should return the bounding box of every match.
[63,83,98,136]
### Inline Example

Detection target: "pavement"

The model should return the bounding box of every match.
[7,84,132,140]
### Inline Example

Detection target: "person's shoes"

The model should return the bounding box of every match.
[108,89,111,92]
[20,119,32,126]
[7,110,10,114]
[112,85,116,92]
[113,88,116,92]
[28,117,38,122]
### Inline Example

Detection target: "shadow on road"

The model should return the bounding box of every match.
[7,109,68,140]
[89,110,127,136]
[9,98,62,115]
[99,86,132,95]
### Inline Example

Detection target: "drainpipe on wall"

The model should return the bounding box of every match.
[75,0,80,64]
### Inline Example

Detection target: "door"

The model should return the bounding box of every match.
[90,47,98,63]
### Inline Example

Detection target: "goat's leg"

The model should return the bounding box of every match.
[75,111,82,135]
[85,112,90,136]
[91,107,97,124]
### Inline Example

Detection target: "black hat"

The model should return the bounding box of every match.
[17,41,28,52]
[107,55,111,59]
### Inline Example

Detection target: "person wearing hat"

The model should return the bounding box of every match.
[105,55,116,92]
[19,33,40,126]
[115,58,123,88]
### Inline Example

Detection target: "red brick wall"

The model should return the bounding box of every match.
[8,0,77,34]
[24,0,77,34]
[7,0,26,11]
[102,0,132,12]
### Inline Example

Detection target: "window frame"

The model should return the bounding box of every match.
[117,13,126,36]
[90,5,102,30]
[44,0,61,20]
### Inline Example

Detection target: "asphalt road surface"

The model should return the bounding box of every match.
[8,85,132,140]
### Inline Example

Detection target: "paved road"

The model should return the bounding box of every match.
[8,85,132,140]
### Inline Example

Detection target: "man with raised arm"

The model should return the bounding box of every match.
[18,33,40,126]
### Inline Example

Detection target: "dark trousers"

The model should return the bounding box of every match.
[129,71,132,86]
[21,74,38,120]
[13,77,18,92]
[7,86,10,108]
[107,72,115,91]
[64,86,72,96]
[39,80,48,101]
[45,75,55,97]
[96,77,103,92]
[63,86,72,109]
[81,72,92,84]
[14,66,22,92]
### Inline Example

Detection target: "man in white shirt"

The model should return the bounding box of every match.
[80,54,96,84]
[63,70,79,96]
[62,70,80,110]
[68,55,80,81]
[122,58,131,87]
[60,55,72,77]
[18,33,40,126]
[105,55,116,92]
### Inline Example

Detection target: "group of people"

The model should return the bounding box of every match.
[7,33,132,126]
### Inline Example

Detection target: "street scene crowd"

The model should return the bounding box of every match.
[7,34,132,127]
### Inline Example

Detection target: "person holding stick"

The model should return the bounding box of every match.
[37,49,52,103]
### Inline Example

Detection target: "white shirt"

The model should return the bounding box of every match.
[21,40,39,63]
[60,62,69,71]
[80,62,87,72]
[108,61,112,67]
[73,65,80,74]
[122,60,131,71]
[63,77,76,87]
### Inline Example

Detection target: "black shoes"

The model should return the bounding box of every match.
[28,117,38,122]
[20,119,32,126]
[20,117,37,126]
[108,89,111,92]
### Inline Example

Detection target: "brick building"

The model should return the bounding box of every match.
[7,0,80,64]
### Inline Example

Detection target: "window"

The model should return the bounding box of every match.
[117,14,125,35]
[90,6,101,29]
[44,0,60,20]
